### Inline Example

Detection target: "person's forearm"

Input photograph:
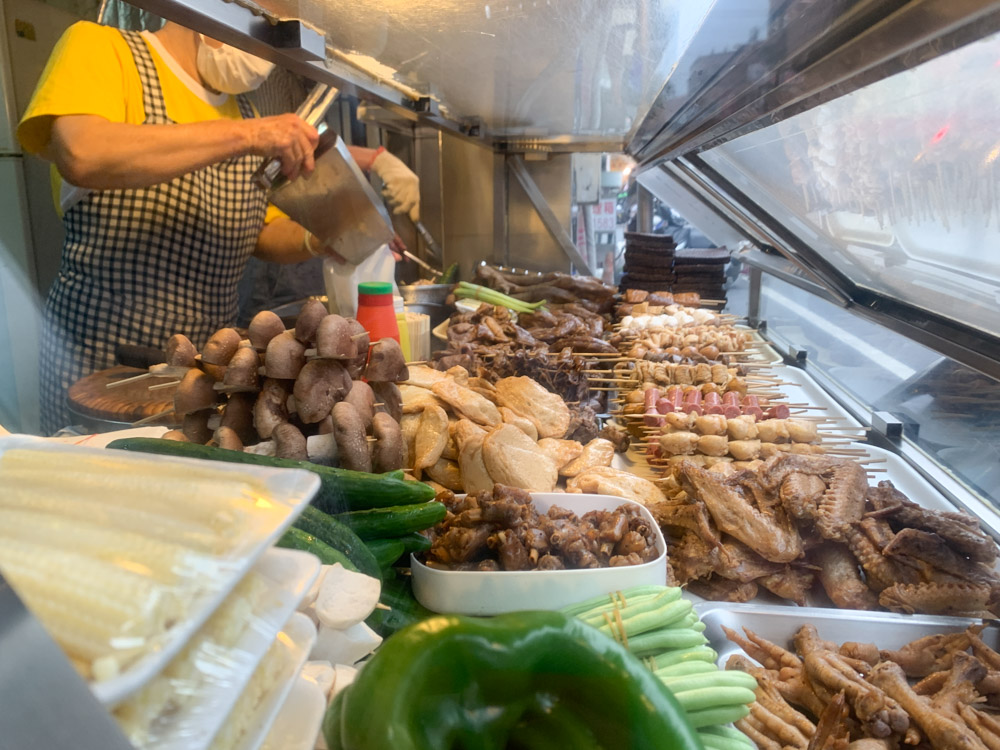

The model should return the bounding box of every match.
[348,145,378,172]
[254,216,315,264]
[44,115,253,190]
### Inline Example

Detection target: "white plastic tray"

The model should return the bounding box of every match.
[695,603,994,670]
[769,363,864,428]
[233,612,318,750]
[411,493,667,615]
[259,672,326,750]
[0,434,320,706]
[152,549,321,750]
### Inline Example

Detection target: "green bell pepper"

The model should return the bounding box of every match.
[323,610,703,750]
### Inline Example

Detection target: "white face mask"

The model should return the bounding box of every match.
[196,35,275,94]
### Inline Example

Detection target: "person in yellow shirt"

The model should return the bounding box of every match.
[19,20,419,434]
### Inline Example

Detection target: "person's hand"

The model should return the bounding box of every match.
[389,234,406,261]
[372,149,420,222]
[245,114,319,181]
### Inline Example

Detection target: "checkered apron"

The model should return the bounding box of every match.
[39,30,268,434]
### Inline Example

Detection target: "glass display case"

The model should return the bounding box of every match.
[759,274,1000,517]
[701,30,1000,337]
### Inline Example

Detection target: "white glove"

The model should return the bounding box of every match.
[372,149,420,222]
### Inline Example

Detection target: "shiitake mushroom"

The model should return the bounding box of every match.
[248,310,285,351]
[293,359,352,424]
[175,369,221,417]
[220,391,257,444]
[372,412,404,472]
[315,315,357,359]
[272,422,308,461]
[165,334,198,368]
[202,327,241,366]
[365,338,408,382]
[331,401,371,472]
[211,426,244,452]
[253,378,290,439]
[221,346,261,392]
[265,331,306,379]
[294,299,328,344]
[370,381,402,423]
[181,410,213,443]
[343,380,376,432]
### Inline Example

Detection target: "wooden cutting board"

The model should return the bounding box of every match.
[68,365,179,425]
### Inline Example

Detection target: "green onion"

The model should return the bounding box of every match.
[454,282,547,314]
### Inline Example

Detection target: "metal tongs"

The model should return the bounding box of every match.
[252,83,339,192]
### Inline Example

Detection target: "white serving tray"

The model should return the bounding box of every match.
[411,493,667,615]
[695,603,994,670]
[233,612,317,750]
[0,434,320,706]
[152,549,321,750]
[769,363,864,428]
[259,671,327,750]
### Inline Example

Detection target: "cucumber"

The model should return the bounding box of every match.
[365,538,407,570]
[277,528,358,571]
[396,531,432,555]
[107,437,434,511]
[334,502,446,540]
[293,506,382,582]
[366,570,434,638]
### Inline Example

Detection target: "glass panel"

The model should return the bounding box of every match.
[253,0,714,141]
[703,32,1000,336]
[760,275,1000,511]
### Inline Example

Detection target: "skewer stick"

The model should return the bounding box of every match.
[147,380,180,391]
[131,408,175,426]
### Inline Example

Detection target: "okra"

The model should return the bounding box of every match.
[628,628,708,657]
[660,670,758,694]
[654,661,718,679]
[646,646,718,670]
[683,704,751,730]
[560,585,673,618]
[671,686,757,714]
[698,729,755,750]
[596,598,692,639]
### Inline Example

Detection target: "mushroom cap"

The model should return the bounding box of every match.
[202,327,242,366]
[265,331,307,379]
[248,310,286,351]
[315,314,358,359]
[222,346,261,391]
[165,334,198,368]
[174,369,221,417]
[294,299,329,344]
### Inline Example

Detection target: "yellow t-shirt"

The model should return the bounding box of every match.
[18,21,285,222]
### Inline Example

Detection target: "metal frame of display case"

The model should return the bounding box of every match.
[125,0,1000,487]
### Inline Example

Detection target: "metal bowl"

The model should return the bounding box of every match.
[400,284,453,307]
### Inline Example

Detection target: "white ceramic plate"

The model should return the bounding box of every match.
[411,493,667,615]
[259,672,327,750]
[232,613,318,750]
[150,549,321,750]
[0,434,320,706]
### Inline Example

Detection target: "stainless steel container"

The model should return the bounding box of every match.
[400,284,454,307]
[267,130,395,265]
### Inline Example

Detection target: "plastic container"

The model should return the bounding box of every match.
[355,281,400,343]
[410,493,667,616]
